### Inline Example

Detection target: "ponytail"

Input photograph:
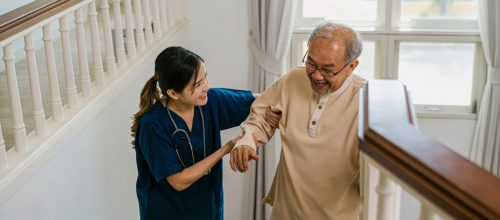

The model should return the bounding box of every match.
[131,76,162,146]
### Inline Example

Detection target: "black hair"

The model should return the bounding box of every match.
[155,46,205,94]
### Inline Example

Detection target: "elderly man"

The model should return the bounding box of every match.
[230,21,367,219]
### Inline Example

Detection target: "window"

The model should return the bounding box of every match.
[291,0,484,117]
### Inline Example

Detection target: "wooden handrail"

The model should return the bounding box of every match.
[359,80,500,219]
[0,0,80,41]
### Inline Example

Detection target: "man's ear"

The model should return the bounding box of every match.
[166,89,178,100]
[346,60,359,76]
[349,60,359,71]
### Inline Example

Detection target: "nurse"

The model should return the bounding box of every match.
[130,46,279,220]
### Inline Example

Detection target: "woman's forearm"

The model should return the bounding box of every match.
[166,144,231,191]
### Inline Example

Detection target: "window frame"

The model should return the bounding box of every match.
[291,0,485,118]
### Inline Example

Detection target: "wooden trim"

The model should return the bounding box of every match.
[359,80,500,219]
[0,0,80,42]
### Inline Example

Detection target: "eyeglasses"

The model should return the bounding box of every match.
[302,52,350,77]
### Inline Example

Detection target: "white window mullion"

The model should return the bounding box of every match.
[472,43,487,114]
[378,36,389,79]
[290,33,309,68]
[375,0,386,29]
[386,36,398,80]
[391,0,401,31]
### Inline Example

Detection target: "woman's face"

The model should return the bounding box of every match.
[177,62,210,106]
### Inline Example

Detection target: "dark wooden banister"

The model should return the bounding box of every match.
[0,0,80,42]
[358,80,500,219]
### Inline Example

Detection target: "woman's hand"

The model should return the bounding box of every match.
[265,106,282,129]
[222,133,244,155]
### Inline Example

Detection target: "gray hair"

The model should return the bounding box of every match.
[307,22,363,63]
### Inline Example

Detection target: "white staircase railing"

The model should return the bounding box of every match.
[0,0,186,204]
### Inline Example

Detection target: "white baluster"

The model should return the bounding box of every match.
[88,1,105,86]
[151,0,162,38]
[3,45,28,152]
[123,0,137,58]
[111,0,126,66]
[142,0,153,43]
[42,25,64,122]
[360,156,372,220]
[375,173,398,220]
[133,0,146,51]
[159,0,168,31]
[166,0,175,27]
[0,122,7,170]
[75,8,92,97]
[59,15,78,109]
[174,0,181,23]
[180,0,186,20]
[24,34,47,136]
[99,0,117,76]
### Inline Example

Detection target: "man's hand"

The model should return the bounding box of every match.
[229,145,260,172]
[265,106,281,129]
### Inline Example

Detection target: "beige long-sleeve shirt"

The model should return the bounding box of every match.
[236,67,366,220]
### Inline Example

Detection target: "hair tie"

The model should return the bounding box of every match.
[156,81,164,98]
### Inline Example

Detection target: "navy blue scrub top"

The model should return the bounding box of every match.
[135,88,255,220]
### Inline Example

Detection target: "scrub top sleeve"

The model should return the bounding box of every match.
[209,88,255,130]
[138,119,184,182]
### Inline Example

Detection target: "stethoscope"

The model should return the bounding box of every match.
[166,106,210,173]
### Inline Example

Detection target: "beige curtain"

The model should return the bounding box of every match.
[248,0,297,219]
[470,0,500,176]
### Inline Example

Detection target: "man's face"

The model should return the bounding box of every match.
[305,38,358,95]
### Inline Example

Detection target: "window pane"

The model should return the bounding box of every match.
[356,41,376,79]
[398,42,474,106]
[303,0,377,22]
[401,0,477,21]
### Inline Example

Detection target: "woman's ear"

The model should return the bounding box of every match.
[166,89,178,100]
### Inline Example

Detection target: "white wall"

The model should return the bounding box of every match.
[176,1,254,220]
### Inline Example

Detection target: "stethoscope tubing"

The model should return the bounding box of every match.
[166,106,207,169]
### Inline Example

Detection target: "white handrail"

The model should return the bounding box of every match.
[0,1,92,48]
